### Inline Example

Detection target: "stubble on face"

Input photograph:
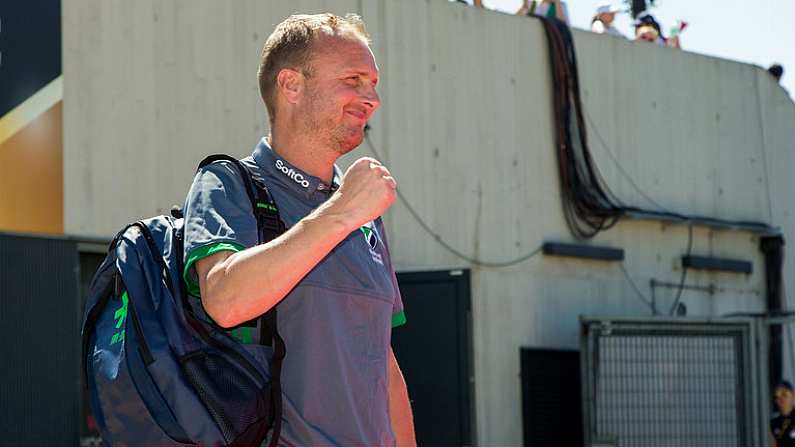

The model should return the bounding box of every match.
[300,81,362,156]
[296,34,378,157]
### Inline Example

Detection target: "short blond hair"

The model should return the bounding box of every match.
[257,13,371,124]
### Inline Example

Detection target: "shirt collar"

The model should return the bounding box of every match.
[252,137,341,198]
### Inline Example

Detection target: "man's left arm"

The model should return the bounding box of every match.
[388,347,416,447]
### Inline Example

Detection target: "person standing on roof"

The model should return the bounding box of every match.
[182,13,416,447]
[591,1,624,37]
[769,64,785,83]
[634,11,665,46]
[634,11,683,48]
[517,0,570,24]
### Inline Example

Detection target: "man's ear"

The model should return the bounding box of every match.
[276,68,304,104]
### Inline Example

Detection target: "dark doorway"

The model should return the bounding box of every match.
[520,348,583,447]
[392,270,473,447]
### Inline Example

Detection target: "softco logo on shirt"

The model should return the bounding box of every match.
[275,159,310,188]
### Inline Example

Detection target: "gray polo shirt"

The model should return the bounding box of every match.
[182,138,405,447]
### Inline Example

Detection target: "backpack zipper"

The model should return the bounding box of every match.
[81,269,117,387]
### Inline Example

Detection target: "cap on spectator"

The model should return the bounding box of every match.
[596,1,622,15]
[634,11,663,34]
[777,380,794,392]
[634,11,656,26]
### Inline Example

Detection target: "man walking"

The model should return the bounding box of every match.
[182,13,416,447]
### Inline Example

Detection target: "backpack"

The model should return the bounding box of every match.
[81,155,286,447]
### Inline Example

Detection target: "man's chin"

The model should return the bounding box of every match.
[334,129,364,155]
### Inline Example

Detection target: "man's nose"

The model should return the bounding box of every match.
[362,85,381,111]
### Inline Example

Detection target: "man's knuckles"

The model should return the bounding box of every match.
[373,165,391,176]
[350,157,378,170]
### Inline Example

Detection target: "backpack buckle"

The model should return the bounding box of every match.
[255,204,284,235]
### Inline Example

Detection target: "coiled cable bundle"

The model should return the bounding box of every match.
[537,16,773,239]
[539,16,624,239]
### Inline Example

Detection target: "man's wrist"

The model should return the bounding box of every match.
[305,204,358,238]
[312,195,369,232]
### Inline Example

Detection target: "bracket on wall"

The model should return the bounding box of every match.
[542,242,624,262]
[681,255,753,274]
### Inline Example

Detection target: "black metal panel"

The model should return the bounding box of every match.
[542,242,624,262]
[0,233,80,446]
[761,236,786,391]
[0,0,62,116]
[682,255,753,274]
[392,270,473,447]
[521,348,583,447]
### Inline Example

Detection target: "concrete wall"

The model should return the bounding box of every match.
[63,1,795,445]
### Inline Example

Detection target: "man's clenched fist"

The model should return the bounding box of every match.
[329,157,396,230]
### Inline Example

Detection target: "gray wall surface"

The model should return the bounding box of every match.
[63,1,795,445]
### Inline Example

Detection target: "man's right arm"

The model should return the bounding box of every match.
[195,157,396,328]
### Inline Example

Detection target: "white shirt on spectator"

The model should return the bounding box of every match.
[592,20,623,37]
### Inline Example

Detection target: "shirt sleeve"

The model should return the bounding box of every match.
[182,161,259,296]
[376,218,406,328]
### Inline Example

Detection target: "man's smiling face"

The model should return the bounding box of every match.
[299,33,381,155]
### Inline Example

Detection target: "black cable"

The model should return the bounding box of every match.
[619,264,654,313]
[669,224,693,315]
[364,132,543,268]
[535,15,776,240]
[584,106,775,233]
[650,281,657,315]
[361,17,776,273]
[367,127,690,309]
[780,288,795,384]
[582,107,672,213]
[786,323,795,384]
[539,16,623,239]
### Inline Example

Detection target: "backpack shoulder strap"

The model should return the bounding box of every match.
[197,154,284,239]
[197,154,257,211]
[197,154,286,447]
[239,165,286,447]
[246,165,286,241]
